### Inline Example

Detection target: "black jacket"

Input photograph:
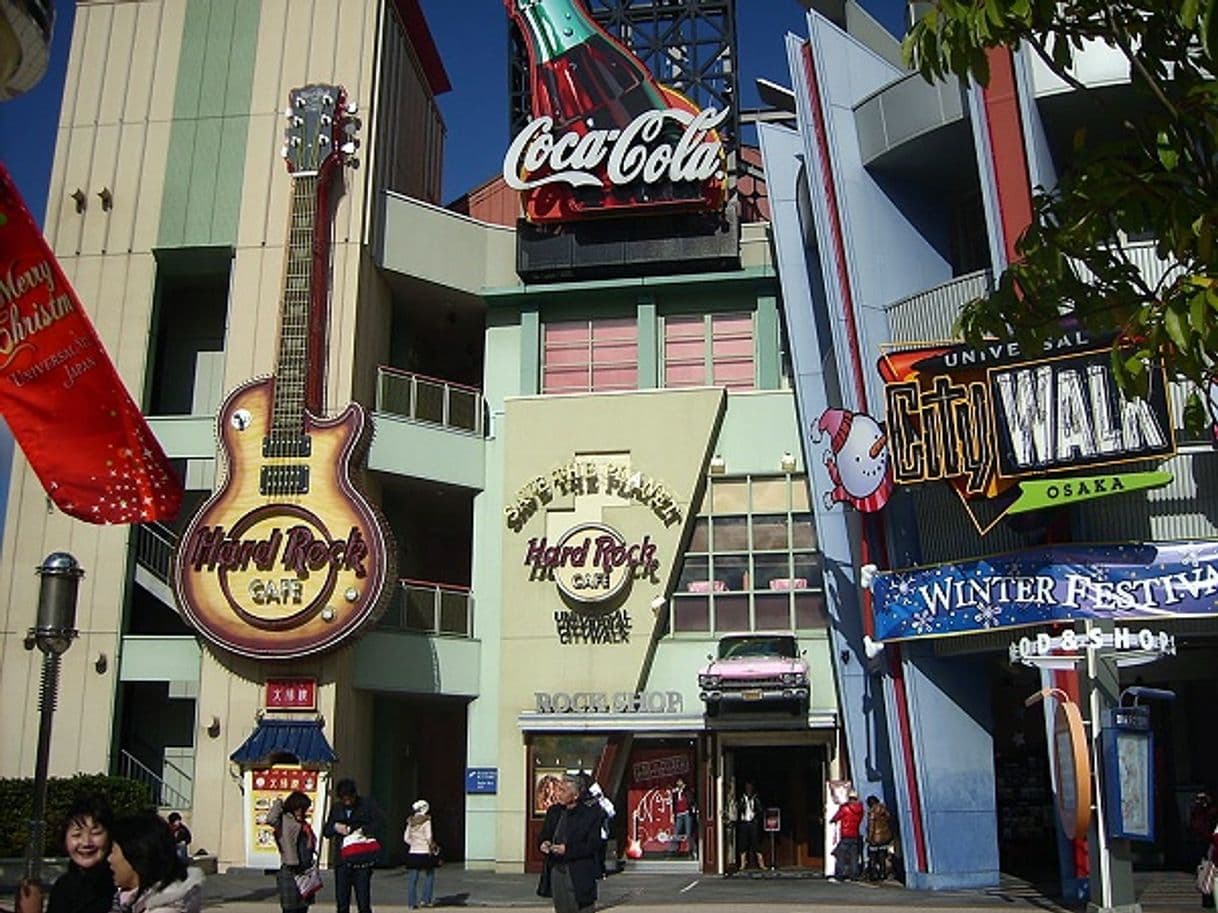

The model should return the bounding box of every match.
[539,802,602,907]
[48,863,115,913]
[323,794,385,863]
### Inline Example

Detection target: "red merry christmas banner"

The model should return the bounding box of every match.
[0,164,182,523]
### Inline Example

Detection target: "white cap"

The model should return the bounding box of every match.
[412,799,429,814]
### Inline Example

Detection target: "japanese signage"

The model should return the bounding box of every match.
[265,678,317,711]
[878,333,1175,533]
[243,765,325,869]
[504,0,726,223]
[465,768,499,795]
[872,541,1218,640]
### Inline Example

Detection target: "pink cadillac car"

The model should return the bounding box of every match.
[698,632,809,716]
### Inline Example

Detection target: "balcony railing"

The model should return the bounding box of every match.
[376,368,486,436]
[134,522,177,583]
[378,578,473,637]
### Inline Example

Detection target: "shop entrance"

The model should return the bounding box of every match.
[370,694,469,866]
[990,660,1058,883]
[720,739,828,872]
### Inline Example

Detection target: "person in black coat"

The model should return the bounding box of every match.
[48,795,116,913]
[322,779,385,913]
[538,777,602,913]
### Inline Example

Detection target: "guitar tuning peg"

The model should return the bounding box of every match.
[345,101,358,115]
[343,119,359,135]
[322,94,334,106]
[347,158,360,170]
[283,107,293,119]
[281,145,289,159]
[319,135,330,146]
[340,140,359,155]
[321,115,332,126]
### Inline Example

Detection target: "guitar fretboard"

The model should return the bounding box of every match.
[269,174,320,454]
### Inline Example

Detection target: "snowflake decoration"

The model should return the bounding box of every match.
[973,603,1002,629]
[893,574,916,597]
[1181,546,1202,568]
[910,610,935,635]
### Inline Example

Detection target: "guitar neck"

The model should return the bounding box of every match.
[271,174,322,445]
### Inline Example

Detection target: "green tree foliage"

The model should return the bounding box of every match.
[904,0,1218,431]
[0,774,152,858]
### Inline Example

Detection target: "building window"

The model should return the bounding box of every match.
[542,317,638,393]
[671,475,826,634]
[663,312,755,390]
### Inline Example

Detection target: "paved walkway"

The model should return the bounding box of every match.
[189,865,1207,913]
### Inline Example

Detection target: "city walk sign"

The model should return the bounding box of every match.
[877,332,1176,533]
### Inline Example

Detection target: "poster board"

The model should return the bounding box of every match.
[243,765,328,869]
[823,779,851,877]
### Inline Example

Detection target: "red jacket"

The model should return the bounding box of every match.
[832,800,865,838]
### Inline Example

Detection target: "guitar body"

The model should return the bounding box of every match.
[174,376,395,658]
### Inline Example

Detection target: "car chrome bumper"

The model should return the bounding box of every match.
[700,686,809,702]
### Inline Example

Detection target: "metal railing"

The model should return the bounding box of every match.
[118,749,192,810]
[376,367,486,436]
[377,578,473,637]
[134,523,177,583]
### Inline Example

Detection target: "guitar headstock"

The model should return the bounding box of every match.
[282,84,360,176]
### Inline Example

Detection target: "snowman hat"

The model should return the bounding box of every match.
[817,408,854,453]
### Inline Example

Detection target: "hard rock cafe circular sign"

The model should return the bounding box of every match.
[540,522,659,609]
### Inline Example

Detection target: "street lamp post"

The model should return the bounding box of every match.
[23,552,84,884]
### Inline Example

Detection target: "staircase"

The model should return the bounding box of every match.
[118,749,192,810]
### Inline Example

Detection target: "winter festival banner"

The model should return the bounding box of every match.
[872,540,1218,641]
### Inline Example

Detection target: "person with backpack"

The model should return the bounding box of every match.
[864,796,894,880]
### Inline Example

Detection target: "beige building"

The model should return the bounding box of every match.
[1,0,846,875]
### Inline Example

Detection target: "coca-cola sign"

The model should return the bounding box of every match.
[505,107,728,193]
[505,0,727,223]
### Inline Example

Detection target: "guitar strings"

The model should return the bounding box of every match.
[269,174,317,499]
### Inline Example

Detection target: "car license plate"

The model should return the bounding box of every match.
[742,689,763,701]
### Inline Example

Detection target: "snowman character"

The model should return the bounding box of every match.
[814,407,893,513]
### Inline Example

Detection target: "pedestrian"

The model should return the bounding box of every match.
[19,794,117,913]
[166,814,192,865]
[1192,794,1218,865]
[267,791,318,913]
[1202,820,1218,909]
[403,800,438,909]
[323,779,384,913]
[864,795,893,880]
[735,781,763,871]
[830,790,865,881]
[669,778,696,859]
[583,777,615,875]
[538,775,602,913]
[109,811,205,913]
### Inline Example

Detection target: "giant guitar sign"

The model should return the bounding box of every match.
[174,85,394,659]
[503,0,727,223]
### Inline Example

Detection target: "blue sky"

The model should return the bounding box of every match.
[1,0,907,220]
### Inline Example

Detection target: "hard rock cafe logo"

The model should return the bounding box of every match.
[526,522,659,607]
[175,500,387,658]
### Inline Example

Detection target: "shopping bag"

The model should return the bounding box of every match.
[1196,857,1216,895]
[340,830,382,864]
[295,866,324,901]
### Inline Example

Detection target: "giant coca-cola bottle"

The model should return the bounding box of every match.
[505,0,727,222]
[511,0,668,133]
